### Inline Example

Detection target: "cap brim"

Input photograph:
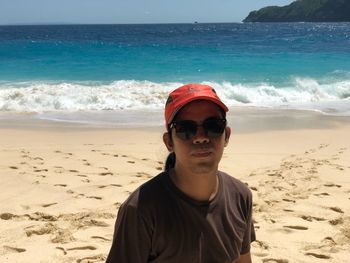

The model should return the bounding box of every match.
[167,96,228,125]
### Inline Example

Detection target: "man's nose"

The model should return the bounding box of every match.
[193,126,209,144]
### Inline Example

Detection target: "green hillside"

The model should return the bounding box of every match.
[244,0,350,22]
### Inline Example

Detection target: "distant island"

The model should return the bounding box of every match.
[243,0,350,22]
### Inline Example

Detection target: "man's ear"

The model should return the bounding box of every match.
[163,132,173,152]
[224,126,231,147]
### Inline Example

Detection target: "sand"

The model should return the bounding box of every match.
[0,109,349,263]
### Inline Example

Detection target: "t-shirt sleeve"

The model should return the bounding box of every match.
[106,202,152,263]
[240,191,256,254]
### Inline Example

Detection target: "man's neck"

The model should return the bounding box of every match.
[169,166,219,202]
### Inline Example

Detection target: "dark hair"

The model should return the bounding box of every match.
[164,152,176,172]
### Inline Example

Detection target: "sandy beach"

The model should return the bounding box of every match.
[0,109,349,263]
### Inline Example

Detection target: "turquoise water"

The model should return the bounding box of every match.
[0,23,350,118]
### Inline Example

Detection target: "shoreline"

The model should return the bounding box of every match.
[1,107,349,132]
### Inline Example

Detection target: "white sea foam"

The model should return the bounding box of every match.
[0,79,349,116]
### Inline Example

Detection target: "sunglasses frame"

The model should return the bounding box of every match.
[169,117,227,140]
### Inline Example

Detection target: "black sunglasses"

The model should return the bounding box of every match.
[169,117,227,140]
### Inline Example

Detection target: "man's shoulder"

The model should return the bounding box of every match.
[219,171,252,198]
[120,172,168,208]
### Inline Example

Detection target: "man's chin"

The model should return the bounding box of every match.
[190,161,217,174]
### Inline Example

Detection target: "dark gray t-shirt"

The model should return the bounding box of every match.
[106,171,255,263]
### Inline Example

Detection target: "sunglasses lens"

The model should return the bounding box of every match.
[203,118,226,138]
[174,121,197,140]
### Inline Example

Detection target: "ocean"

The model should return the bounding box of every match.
[0,23,350,126]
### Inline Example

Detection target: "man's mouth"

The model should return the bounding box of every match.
[191,150,212,157]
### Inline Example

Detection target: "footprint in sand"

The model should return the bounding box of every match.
[87,196,103,200]
[250,186,258,191]
[318,144,329,149]
[91,236,111,241]
[305,252,331,259]
[55,246,67,255]
[41,203,58,208]
[74,193,85,199]
[319,236,337,247]
[329,217,344,225]
[76,174,88,178]
[88,220,109,227]
[267,172,282,177]
[253,252,269,257]
[81,159,92,166]
[262,258,288,263]
[67,245,97,251]
[130,180,142,184]
[76,254,106,263]
[24,212,57,221]
[273,186,287,191]
[114,202,122,208]
[335,166,345,171]
[136,172,152,178]
[34,169,48,172]
[51,229,76,244]
[25,223,57,237]
[99,172,113,176]
[324,183,341,188]
[55,184,67,187]
[0,213,18,220]
[282,198,295,203]
[3,246,26,253]
[283,225,308,230]
[300,215,326,222]
[313,192,330,197]
[328,207,344,214]
[255,240,269,249]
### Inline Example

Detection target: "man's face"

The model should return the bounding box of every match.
[167,100,230,175]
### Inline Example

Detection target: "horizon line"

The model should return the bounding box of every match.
[0,21,245,26]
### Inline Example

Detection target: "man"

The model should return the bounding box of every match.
[106,83,255,263]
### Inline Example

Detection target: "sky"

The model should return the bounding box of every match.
[0,0,295,25]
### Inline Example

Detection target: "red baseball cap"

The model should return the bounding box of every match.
[165,83,229,128]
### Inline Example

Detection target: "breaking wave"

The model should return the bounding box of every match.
[0,78,349,115]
